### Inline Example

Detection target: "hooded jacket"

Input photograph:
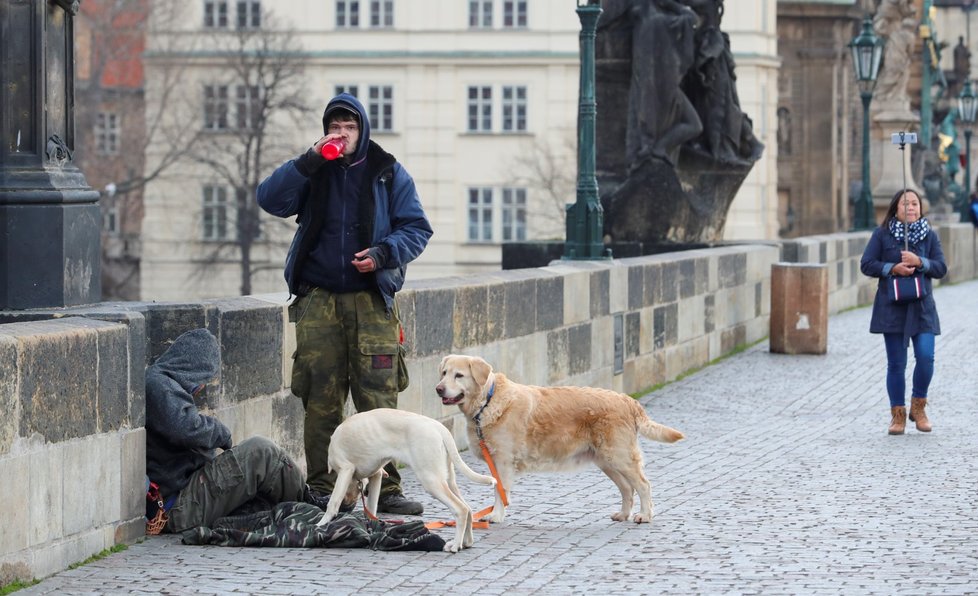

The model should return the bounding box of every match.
[145,329,231,499]
[860,222,947,338]
[256,93,433,313]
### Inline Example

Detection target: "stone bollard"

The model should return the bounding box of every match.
[770,263,828,355]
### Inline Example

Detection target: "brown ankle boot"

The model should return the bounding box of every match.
[909,397,932,432]
[888,406,907,435]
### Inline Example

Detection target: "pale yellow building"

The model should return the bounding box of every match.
[140,0,779,301]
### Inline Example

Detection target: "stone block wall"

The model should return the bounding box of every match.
[3,227,976,584]
[0,317,144,582]
[0,299,304,584]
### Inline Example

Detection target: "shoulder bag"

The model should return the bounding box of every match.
[887,272,927,303]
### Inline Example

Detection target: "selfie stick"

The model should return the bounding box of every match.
[896,132,912,252]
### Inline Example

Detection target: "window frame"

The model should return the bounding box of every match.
[466,86,493,133]
[369,0,394,28]
[202,185,231,241]
[468,0,492,28]
[203,84,230,131]
[203,0,229,28]
[367,85,394,132]
[235,85,261,130]
[336,0,361,28]
[501,85,527,132]
[502,0,527,29]
[501,187,527,241]
[94,111,120,155]
[467,187,494,242]
[103,203,120,236]
[236,0,261,29]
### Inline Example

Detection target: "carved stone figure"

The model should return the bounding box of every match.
[681,0,763,165]
[594,0,764,246]
[953,35,971,84]
[600,0,701,169]
[872,0,917,108]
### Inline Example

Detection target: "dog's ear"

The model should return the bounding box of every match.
[438,355,449,375]
[470,357,492,388]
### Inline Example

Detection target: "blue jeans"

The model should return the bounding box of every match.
[883,333,935,407]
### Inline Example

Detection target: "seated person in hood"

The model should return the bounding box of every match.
[145,328,318,533]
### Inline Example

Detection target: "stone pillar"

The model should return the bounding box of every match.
[770,263,828,355]
[0,0,101,309]
[870,108,924,224]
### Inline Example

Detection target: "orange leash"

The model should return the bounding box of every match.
[480,440,509,507]
[423,440,508,530]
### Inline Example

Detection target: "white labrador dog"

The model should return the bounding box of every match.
[315,408,496,553]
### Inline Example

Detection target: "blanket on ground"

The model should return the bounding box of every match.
[181,502,445,551]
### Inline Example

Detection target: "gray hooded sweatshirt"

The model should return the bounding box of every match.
[145,329,231,498]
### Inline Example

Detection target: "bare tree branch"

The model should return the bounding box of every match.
[502,131,577,239]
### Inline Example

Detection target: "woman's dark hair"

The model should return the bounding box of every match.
[881,188,924,227]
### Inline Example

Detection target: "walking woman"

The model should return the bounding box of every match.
[860,189,947,435]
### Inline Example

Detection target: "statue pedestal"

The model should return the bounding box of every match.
[871,109,923,224]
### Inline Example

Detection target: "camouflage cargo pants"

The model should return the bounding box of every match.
[166,436,305,533]
[289,289,404,497]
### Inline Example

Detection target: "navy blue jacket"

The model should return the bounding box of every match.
[256,94,432,313]
[860,224,946,337]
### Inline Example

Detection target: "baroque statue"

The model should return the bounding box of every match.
[872,0,917,110]
[595,0,764,246]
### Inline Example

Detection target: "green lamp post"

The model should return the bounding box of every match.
[958,79,977,220]
[564,0,610,260]
[849,17,885,231]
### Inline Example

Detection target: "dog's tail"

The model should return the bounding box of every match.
[635,404,685,443]
[442,431,497,486]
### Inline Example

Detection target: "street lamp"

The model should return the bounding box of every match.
[849,16,885,230]
[564,0,609,260]
[957,79,977,220]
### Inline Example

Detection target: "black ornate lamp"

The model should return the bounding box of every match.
[848,17,885,231]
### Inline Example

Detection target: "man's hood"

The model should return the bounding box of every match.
[322,93,371,163]
[149,329,220,394]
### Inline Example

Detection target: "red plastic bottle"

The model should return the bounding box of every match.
[320,139,346,160]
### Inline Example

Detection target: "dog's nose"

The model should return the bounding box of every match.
[435,384,444,397]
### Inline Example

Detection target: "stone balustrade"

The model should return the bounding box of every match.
[2,224,976,584]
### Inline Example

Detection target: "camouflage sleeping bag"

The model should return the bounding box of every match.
[181,502,446,551]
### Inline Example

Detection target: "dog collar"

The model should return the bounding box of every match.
[472,381,496,441]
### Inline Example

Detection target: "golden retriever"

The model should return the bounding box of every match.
[436,355,684,524]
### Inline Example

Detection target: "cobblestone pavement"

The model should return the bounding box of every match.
[22,280,978,595]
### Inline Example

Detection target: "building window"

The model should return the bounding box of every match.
[502,0,527,28]
[95,112,119,155]
[203,185,230,241]
[236,0,261,28]
[467,85,528,132]
[235,85,260,130]
[501,86,527,132]
[335,84,359,98]
[104,204,119,235]
[469,0,492,28]
[368,85,393,132]
[236,187,262,241]
[204,85,229,130]
[369,0,393,28]
[204,0,229,28]
[467,86,492,133]
[501,187,527,241]
[468,187,494,242]
[336,0,360,28]
[466,186,528,242]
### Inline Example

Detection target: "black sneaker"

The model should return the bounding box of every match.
[303,485,355,513]
[376,492,424,516]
